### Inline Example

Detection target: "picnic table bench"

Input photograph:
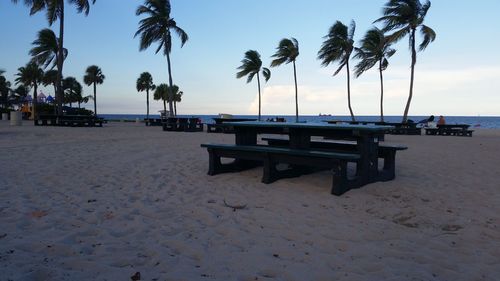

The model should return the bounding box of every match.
[262,137,407,181]
[425,124,473,137]
[201,143,361,195]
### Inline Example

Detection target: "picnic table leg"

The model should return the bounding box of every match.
[356,135,379,184]
[331,161,349,195]
[235,128,257,145]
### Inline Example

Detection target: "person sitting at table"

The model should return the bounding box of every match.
[437,115,446,125]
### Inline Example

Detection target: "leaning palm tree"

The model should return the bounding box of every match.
[153,83,169,114]
[270,38,300,122]
[15,62,44,119]
[136,72,156,121]
[354,27,396,122]
[83,65,105,116]
[236,50,271,121]
[12,0,97,115]
[135,0,188,117]
[318,20,357,121]
[375,0,436,122]
[29,28,68,70]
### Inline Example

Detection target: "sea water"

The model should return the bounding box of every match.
[100,114,500,129]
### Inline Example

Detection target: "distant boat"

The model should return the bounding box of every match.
[319,113,332,117]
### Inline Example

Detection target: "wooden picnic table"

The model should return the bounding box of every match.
[225,121,392,186]
[207,118,257,133]
[425,124,473,136]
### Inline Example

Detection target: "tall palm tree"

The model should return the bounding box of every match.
[83,65,105,116]
[136,72,156,120]
[375,0,436,122]
[62,76,82,107]
[15,62,44,119]
[135,0,188,117]
[153,83,169,114]
[318,20,357,121]
[12,0,97,115]
[270,38,300,122]
[29,28,68,70]
[236,50,271,121]
[354,27,396,122]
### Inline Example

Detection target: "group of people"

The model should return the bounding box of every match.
[418,115,445,127]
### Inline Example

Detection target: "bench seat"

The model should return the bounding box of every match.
[200,143,361,195]
[262,137,407,181]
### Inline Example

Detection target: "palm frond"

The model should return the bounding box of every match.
[418,24,436,51]
[262,67,271,82]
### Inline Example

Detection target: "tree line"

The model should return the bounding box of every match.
[2,0,435,123]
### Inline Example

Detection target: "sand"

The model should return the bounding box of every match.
[0,121,499,281]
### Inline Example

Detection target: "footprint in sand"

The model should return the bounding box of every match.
[441,224,463,232]
[392,212,419,228]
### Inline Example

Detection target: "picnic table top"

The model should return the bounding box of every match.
[213,118,257,123]
[222,121,394,132]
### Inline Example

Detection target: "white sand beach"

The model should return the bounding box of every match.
[1,121,499,281]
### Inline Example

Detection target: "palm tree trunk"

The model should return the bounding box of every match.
[165,38,175,117]
[256,72,261,121]
[53,83,57,115]
[93,82,97,116]
[78,101,81,108]
[293,60,299,123]
[56,2,64,116]
[403,28,417,123]
[379,60,384,122]
[346,61,355,121]
[174,101,177,116]
[163,99,167,115]
[146,88,149,120]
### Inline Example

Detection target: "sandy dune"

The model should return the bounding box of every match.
[0,121,499,280]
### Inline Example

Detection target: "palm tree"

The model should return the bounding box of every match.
[153,83,169,113]
[29,28,68,70]
[270,38,300,122]
[236,50,271,121]
[375,0,436,122]
[15,62,44,119]
[83,65,105,116]
[354,27,396,122]
[12,0,97,115]
[0,70,12,109]
[136,72,156,120]
[62,76,82,108]
[165,84,180,116]
[42,69,58,96]
[135,0,188,117]
[318,20,357,121]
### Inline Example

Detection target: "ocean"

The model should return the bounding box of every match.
[100,114,500,129]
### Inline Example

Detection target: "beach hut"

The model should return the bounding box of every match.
[37,92,46,103]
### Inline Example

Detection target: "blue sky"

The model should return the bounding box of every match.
[1,0,499,116]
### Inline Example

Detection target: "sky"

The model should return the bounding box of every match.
[1,0,499,116]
